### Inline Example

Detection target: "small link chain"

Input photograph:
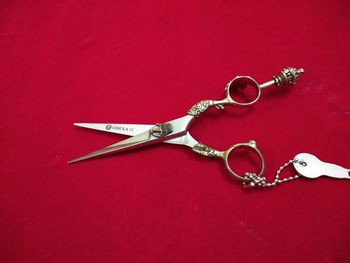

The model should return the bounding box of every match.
[243,159,300,189]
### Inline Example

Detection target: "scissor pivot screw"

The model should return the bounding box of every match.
[150,123,173,138]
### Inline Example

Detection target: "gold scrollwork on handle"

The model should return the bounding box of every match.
[187,100,211,117]
[192,143,219,158]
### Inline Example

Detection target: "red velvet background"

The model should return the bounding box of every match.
[1,1,350,262]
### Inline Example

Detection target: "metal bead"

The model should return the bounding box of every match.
[254,160,297,189]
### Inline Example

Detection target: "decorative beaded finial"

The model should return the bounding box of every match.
[273,67,304,86]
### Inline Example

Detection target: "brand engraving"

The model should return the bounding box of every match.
[105,124,134,132]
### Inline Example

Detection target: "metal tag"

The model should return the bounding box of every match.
[293,153,350,179]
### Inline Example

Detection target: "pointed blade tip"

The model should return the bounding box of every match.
[67,156,87,164]
[74,123,84,126]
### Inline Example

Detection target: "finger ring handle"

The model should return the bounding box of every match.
[221,140,265,182]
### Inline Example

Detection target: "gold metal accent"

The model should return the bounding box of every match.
[260,67,304,89]
[187,100,212,117]
[274,67,304,86]
[192,143,220,157]
[187,67,304,117]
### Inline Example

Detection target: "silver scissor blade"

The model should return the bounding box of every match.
[164,133,199,148]
[74,123,197,146]
[68,130,152,163]
[68,115,194,164]
[74,123,153,136]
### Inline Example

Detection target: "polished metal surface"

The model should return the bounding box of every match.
[68,115,194,163]
[74,123,153,136]
[188,67,304,117]
[74,122,199,147]
[68,129,152,163]
[221,140,265,182]
[293,153,350,179]
[69,67,308,186]
[243,159,300,189]
[260,67,304,89]
[244,152,350,189]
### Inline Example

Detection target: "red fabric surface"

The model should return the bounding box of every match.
[1,1,350,262]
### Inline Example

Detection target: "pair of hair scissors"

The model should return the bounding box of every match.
[68,67,304,183]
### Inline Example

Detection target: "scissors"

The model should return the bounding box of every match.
[69,67,304,183]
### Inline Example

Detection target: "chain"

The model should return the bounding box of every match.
[243,159,300,189]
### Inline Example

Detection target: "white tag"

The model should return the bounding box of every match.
[293,153,350,179]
